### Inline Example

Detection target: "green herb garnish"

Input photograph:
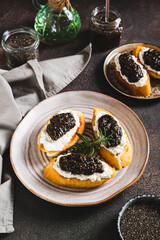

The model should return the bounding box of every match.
[71,128,112,156]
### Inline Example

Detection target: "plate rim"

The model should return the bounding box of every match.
[103,42,160,99]
[10,90,149,206]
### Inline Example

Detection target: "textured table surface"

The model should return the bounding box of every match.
[0,0,160,239]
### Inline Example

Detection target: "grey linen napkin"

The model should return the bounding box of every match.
[0,43,92,233]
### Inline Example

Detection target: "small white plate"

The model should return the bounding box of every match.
[10,91,149,206]
[104,43,160,99]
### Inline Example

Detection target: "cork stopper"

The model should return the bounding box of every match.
[48,0,73,14]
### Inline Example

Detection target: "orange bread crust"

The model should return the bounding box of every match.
[44,157,115,189]
[92,108,132,170]
[38,110,85,157]
[133,45,160,79]
[114,61,151,96]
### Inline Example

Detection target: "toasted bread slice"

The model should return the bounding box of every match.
[44,155,115,189]
[92,108,132,170]
[133,45,160,79]
[38,110,85,157]
[114,53,151,96]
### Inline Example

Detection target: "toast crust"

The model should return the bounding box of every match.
[38,110,85,157]
[114,61,151,96]
[92,108,132,170]
[44,157,115,189]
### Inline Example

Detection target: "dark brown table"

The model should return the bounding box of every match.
[0,0,160,239]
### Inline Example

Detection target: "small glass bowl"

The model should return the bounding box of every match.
[1,27,40,69]
[117,195,160,240]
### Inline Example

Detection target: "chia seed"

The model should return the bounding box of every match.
[2,28,39,69]
[6,33,35,48]
[59,153,103,175]
[120,200,160,240]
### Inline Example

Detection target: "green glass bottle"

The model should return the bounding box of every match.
[32,0,81,44]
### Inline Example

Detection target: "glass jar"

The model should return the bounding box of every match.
[2,27,40,69]
[90,6,123,51]
[33,1,81,44]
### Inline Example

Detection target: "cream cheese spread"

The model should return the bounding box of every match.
[139,47,160,75]
[53,153,113,182]
[114,53,148,87]
[40,109,80,151]
[93,110,127,155]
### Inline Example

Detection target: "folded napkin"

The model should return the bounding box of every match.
[0,43,92,233]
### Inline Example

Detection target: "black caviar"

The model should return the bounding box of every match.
[46,113,75,140]
[143,49,160,71]
[119,53,143,82]
[90,11,123,51]
[59,153,103,175]
[120,200,160,240]
[98,114,122,147]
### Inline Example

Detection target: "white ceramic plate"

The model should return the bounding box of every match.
[10,91,149,206]
[104,43,160,99]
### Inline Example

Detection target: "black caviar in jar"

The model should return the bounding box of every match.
[90,6,123,51]
[143,49,160,71]
[59,153,103,175]
[98,114,122,147]
[46,113,76,140]
[119,53,144,83]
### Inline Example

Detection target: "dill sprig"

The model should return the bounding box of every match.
[70,128,112,156]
